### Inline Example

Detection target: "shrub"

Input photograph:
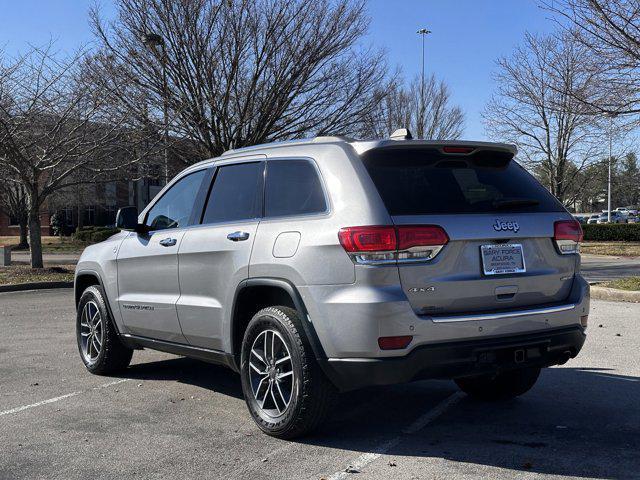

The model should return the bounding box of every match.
[73,229,92,242]
[582,224,640,242]
[89,228,119,243]
[73,226,119,243]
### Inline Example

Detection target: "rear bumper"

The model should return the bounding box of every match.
[300,273,590,359]
[322,325,586,392]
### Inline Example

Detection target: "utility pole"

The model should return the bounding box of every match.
[142,32,169,186]
[417,28,431,139]
[605,112,618,222]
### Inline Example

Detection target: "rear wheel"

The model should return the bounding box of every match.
[240,306,336,439]
[455,367,541,401]
[76,285,133,375]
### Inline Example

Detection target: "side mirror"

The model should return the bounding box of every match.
[116,206,139,231]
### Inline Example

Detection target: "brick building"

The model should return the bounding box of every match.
[0,168,167,236]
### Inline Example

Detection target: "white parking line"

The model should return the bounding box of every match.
[0,378,128,418]
[327,391,464,480]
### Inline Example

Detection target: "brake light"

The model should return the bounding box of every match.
[338,226,396,252]
[338,225,448,265]
[554,220,583,254]
[442,146,475,154]
[397,226,449,249]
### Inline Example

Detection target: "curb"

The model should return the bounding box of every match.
[0,281,74,293]
[590,285,640,303]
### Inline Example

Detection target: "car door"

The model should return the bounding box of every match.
[117,169,209,342]
[176,160,265,350]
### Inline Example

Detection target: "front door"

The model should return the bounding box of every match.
[117,169,208,342]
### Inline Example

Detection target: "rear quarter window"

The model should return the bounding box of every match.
[361,147,565,215]
[265,159,327,217]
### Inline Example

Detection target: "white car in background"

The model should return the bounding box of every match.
[587,214,600,224]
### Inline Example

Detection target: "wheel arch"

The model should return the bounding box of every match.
[75,269,124,338]
[230,278,327,370]
[75,270,103,308]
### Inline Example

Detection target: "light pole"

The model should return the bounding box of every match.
[142,32,169,186]
[417,28,431,139]
[605,112,618,222]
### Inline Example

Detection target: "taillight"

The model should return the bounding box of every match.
[554,220,583,254]
[338,225,448,265]
[338,226,397,263]
[397,226,449,249]
[338,226,396,252]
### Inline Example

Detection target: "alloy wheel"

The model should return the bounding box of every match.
[248,329,295,417]
[79,300,104,364]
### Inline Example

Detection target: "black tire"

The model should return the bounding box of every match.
[76,285,133,375]
[455,367,541,401]
[240,306,336,439]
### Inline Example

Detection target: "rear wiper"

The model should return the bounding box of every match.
[493,198,540,209]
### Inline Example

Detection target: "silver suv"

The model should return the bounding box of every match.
[74,134,589,438]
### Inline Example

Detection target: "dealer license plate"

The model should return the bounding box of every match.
[481,244,526,275]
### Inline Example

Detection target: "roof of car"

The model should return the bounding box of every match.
[220,136,517,156]
[184,135,518,172]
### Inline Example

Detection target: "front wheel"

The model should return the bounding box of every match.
[240,306,336,439]
[455,367,541,401]
[76,285,133,375]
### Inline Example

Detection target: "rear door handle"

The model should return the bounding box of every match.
[227,231,250,242]
[159,238,177,247]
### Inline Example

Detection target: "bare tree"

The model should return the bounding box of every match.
[90,0,389,159]
[483,33,605,204]
[0,45,156,268]
[0,170,29,248]
[360,74,464,140]
[542,0,640,117]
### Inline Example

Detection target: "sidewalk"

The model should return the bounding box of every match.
[10,252,81,266]
[580,253,640,283]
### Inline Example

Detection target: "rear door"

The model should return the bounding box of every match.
[176,160,264,350]
[361,145,577,316]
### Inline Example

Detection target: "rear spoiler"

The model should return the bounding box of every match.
[352,139,517,157]
[357,142,516,168]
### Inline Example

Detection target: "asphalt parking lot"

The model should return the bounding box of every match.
[1,289,638,480]
[581,254,640,283]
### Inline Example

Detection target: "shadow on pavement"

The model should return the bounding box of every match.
[117,357,640,478]
[121,356,244,400]
[306,367,640,478]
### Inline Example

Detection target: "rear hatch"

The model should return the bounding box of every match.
[360,144,578,316]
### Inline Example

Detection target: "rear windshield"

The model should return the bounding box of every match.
[361,147,565,215]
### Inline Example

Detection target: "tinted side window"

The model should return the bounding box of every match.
[145,170,206,230]
[265,160,327,217]
[202,162,263,224]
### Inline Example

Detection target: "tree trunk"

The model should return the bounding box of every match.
[28,208,44,269]
[17,221,29,249]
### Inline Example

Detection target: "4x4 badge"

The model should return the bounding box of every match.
[493,219,520,233]
[409,286,435,293]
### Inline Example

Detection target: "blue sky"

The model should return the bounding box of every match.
[0,0,557,139]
